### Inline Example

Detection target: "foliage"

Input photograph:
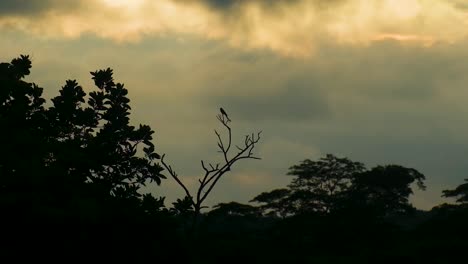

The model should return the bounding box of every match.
[287,154,366,214]
[443,179,468,204]
[0,55,171,256]
[250,188,292,217]
[251,154,426,218]
[209,201,260,217]
[350,165,426,216]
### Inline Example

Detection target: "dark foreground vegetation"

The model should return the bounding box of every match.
[1,55,467,262]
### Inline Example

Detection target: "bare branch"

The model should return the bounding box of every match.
[161,154,195,207]
[199,129,262,204]
[165,109,261,229]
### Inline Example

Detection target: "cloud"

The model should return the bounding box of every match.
[195,0,344,12]
[0,0,50,15]
[1,0,467,56]
[0,0,88,16]
[195,0,246,10]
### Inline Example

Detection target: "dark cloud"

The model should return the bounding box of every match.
[202,0,243,9]
[0,0,48,15]
[0,0,85,16]
[198,0,343,10]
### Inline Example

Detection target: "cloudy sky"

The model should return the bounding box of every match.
[2,0,468,210]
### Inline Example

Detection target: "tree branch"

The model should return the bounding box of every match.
[161,154,195,208]
[199,127,261,204]
[164,109,261,227]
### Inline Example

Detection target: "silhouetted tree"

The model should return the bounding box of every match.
[0,55,47,207]
[350,165,426,217]
[171,196,196,216]
[209,201,260,217]
[251,155,426,220]
[250,188,292,217]
[141,194,167,215]
[286,154,366,214]
[0,55,171,256]
[443,179,468,204]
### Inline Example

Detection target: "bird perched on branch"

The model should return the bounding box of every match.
[220,107,231,122]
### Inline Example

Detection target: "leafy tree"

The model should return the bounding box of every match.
[250,155,426,219]
[141,194,167,215]
[209,201,260,217]
[442,179,468,204]
[250,188,292,217]
[0,55,170,255]
[350,165,426,216]
[0,55,47,203]
[171,196,196,216]
[45,67,165,207]
[286,154,366,214]
[1,55,165,199]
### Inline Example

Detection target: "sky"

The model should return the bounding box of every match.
[2,0,468,210]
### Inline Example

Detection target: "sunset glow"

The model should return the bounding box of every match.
[0,0,467,57]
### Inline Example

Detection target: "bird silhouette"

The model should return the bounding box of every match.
[220,107,231,122]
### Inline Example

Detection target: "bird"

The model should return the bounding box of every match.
[220,107,231,122]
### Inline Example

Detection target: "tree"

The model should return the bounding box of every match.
[250,188,292,217]
[350,165,426,217]
[209,202,260,217]
[160,109,262,226]
[443,179,468,204]
[42,67,166,206]
[0,55,47,201]
[286,154,366,214]
[250,155,426,218]
[0,55,165,198]
[0,55,169,255]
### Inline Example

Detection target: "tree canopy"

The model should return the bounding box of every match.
[0,55,172,257]
[443,179,468,204]
[351,165,426,216]
[251,154,426,218]
[287,154,366,214]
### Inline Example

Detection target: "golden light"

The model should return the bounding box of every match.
[1,0,468,57]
